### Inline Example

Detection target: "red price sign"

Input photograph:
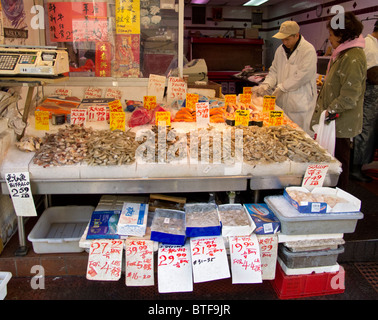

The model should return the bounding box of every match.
[88,106,107,122]
[263,95,276,112]
[70,109,87,125]
[108,100,123,112]
[243,87,253,94]
[225,94,236,105]
[195,102,210,128]
[302,164,329,190]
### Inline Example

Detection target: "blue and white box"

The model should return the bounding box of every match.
[117,202,149,237]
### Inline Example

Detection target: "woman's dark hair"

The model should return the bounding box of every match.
[327,12,363,43]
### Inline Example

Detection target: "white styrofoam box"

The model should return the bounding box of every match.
[29,162,81,179]
[0,145,34,179]
[28,206,94,254]
[0,272,12,300]
[79,163,137,179]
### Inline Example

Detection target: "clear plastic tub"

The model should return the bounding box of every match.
[278,244,344,268]
[0,272,12,300]
[264,196,363,235]
[28,206,94,254]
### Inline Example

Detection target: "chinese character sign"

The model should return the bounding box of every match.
[95,42,112,77]
[302,164,329,191]
[257,234,278,280]
[158,243,193,293]
[35,111,50,131]
[87,240,123,281]
[125,239,154,286]
[116,0,140,34]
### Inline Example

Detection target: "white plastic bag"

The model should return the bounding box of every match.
[313,110,336,156]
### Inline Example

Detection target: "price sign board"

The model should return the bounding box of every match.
[239,93,251,105]
[35,111,50,131]
[144,96,157,110]
[88,106,107,122]
[235,109,250,127]
[148,74,166,103]
[269,110,283,126]
[196,102,210,128]
[105,88,122,100]
[225,94,236,105]
[86,240,123,281]
[167,77,187,104]
[110,112,126,131]
[243,87,253,94]
[125,239,154,286]
[258,234,278,280]
[155,111,171,127]
[302,164,329,191]
[158,243,193,293]
[70,109,87,125]
[84,87,103,99]
[5,172,37,217]
[229,234,262,284]
[108,100,123,112]
[263,95,276,112]
[190,236,230,283]
[186,93,199,111]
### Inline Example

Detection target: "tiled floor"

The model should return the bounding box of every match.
[1,175,377,300]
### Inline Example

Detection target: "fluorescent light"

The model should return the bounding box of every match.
[243,0,268,6]
[191,0,210,4]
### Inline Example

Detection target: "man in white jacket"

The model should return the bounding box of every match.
[253,21,317,135]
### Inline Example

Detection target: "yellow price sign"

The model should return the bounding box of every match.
[108,100,123,112]
[35,111,50,130]
[156,111,171,126]
[235,109,250,127]
[225,94,237,105]
[110,112,126,131]
[239,93,251,105]
[186,93,199,111]
[243,87,253,94]
[263,95,276,112]
[269,110,283,126]
[144,96,157,110]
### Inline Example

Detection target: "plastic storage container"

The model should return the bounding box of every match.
[0,272,12,300]
[28,206,94,254]
[271,263,345,299]
[150,209,186,245]
[278,244,344,268]
[264,196,363,235]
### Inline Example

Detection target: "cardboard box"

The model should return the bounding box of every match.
[245,28,259,39]
[284,187,361,213]
[244,203,280,235]
[117,203,149,237]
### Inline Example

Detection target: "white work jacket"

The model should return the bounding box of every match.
[263,36,317,135]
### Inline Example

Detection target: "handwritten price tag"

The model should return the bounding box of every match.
[186,93,199,111]
[239,93,251,105]
[155,111,171,126]
[5,172,37,217]
[302,164,329,191]
[263,95,276,112]
[196,102,210,128]
[88,106,107,122]
[257,234,278,280]
[108,100,123,112]
[148,74,166,103]
[110,112,126,131]
[84,87,103,99]
[235,109,250,127]
[144,96,157,110]
[167,77,187,104]
[158,243,193,293]
[225,94,237,105]
[70,109,87,125]
[35,111,50,131]
[54,88,71,97]
[229,234,262,284]
[105,88,122,100]
[243,87,253,94]
[125,239,154,286]
[86,240,124,281]
[269,110,283,126]
[190,236,230,283]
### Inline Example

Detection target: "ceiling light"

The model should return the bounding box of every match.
[191,0,210,4]
[243,0,268,6]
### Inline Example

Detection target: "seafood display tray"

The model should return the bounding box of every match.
[278,244,344,269]
[28,206,94,254]
[264,196,363,235]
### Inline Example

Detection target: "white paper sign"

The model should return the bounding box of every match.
[167,77,187,104]
[190,236,230,283]
[86,240,123,281]
[88,106,107,122]
[105,88,122,100]
[54,88,71,97]
[125,239,154,286]
[229,234,262,284]
[257,234,278,280]
[196,102,210,128]
[5,172,37,217]
[148,74,166,103]
[158,243,193,293]
[302,164,329,191]
[84,87,103,99]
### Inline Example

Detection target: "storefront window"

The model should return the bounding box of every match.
[44,0,179,79]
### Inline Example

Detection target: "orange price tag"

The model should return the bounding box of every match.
[235,109,250,127]
[263,95,276,112]
[108,100,123,112]
[225,94,237,105]
[186,93,199,111]
[239,93,251,105]
[269,110,283,126]
[155,111,171,126]
[243,87,253,94]
[144,96,157,110]
[110,112,126,131]
[35,111,50,130]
